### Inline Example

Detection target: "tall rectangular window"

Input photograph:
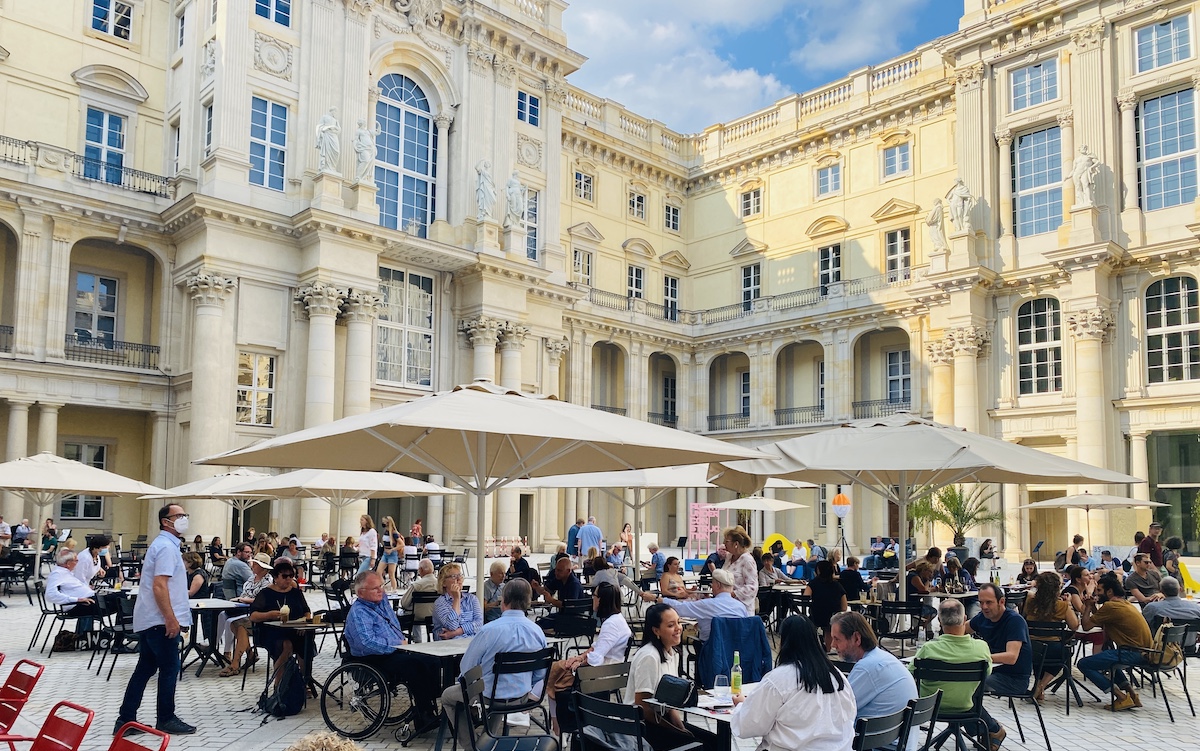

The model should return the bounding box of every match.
[1010,60,1058,111]
[816,360,825,410]
[818,244,841,294]
[517,91,541,126]
[176,11,186,49]
[886,349,911,403]
[1012,126,1063,236]
[572,249,592,286]
[83,107,125,185]
[740,188,761,217]
[73,272,118,347]
[1136,15,1191,73]
[662,374,677,421]
[249,96,287,191]
[525,190,540,261]
[817,164,841,196]
[664,204,680,232]
[574,171,593,201]
[663,275,679,321]
[628,191,646,220]
[92,0,132,40]
[818,485,827,528]
[627,265,645,299]
[171,125,181,175]
[254,0,291,26]
[883,143,910,177]
[741,263,761,311]
[61,443,107,520]
[377,267,435,388]
[739,370,751,417]
[1017,298,1063,394]
[885,229,911,282]
[203,104,214,155]
[211,0,218,25]
[236,353,276,425]
[1139,88,1198,211]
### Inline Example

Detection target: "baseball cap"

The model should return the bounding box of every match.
[1149,522,1163,529]
[711,569,735,587]
[945,551,958,559]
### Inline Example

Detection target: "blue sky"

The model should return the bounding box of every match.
[562,0,962,134]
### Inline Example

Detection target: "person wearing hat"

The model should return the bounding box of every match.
[1137,521,1165,569]
[249,558,312,688]
[641,568,748,643]
[219,552,275,676]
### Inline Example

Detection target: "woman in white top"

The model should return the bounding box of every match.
[722,525,758,614]
[730,614,857,751]
[547,582,632,733]
[626,604,716,751]
[357,514,378,575]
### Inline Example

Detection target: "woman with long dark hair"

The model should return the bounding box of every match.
[1023,570,1079,702]
[626,603,714,750]
[803,560,848,649]
[730,615,856,750]
[1016,558,1038,584]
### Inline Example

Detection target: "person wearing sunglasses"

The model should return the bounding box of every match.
[249,559,312,688]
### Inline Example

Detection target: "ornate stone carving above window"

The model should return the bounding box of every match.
[805,215,848,239]
[516,133,543,169]
[622,237,656,259]
[660,250,691,270]
[254,33,293,81]
[71,64,149,103]
[871,198,921,222]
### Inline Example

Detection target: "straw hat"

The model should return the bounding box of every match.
[251,553,273,569]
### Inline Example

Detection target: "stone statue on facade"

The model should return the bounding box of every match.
[315,107,341,174]
[925,198,948,251]
[476,160,497,220]
[1069,145,1101,207]
[946,178,975,233]
[503,170,526,229]
[353,118,381,184]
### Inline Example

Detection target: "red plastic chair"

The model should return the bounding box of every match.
[0,701,93,751]
[0,660,46,744]
[109,723,168,751]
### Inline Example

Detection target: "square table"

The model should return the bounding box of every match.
[646,682,759,751]
[180,597,248,677]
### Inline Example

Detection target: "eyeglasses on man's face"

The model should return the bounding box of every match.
[167,513,189,520]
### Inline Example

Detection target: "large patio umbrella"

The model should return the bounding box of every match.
[140,468,274,541]
[708,413,1141,593]
[196,381,770,592]
[0,452,164,577]
[1017,493,1166,548]
[709,496,808,512]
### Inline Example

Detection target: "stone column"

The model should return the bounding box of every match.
[994,128,1015,266]
[1001,481,1024,562]
[1117,90,1139,215]
[460,317,500,382]
[426,473,444,544]
[433,114,452,224]
[1129,432,1150,503]
[44,233,72,360]
[498,322,528,390]
[949,326,988,432]
[3,400,31,522]
[35,402,61,454]
[341,291,380,417]
[544,339,568,397]
[926,338,955,425]
[298,282,346,427]
[14,215,45,358]
[1056,110,1076,208]
[1068,308,1114,539]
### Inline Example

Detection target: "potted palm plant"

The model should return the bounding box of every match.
[907,484,1005,561]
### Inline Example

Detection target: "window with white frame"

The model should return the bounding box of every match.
[740,188,762,217]
[83,107,125,185]
[376,267,435,388]
[628,191,646,220]
[818,244,841,294]
[883,143,910,177]
[1136,15,1191,73]
[517,91,540,127]
[249,96,287,191]
[885,229,911,282]
[176,10,186,49]
[662,374,677,420]
[1012,126,1063,236]
[236,352,276,425]
[525,190,540,261]
[61,443,107,520]
[627,265,645,298]
[818,484,828,528]
[739,370,751,417]
[211,0,218,25]
[375,75,436,236]
[254,0,290,26]
[816,360,825,410]
[171,124,180,175]
[663,275,679,321]
[886,349,911,403]
[72,271,118,347]
[1016,297,1062,394]
[741,263,761,311]
[92,0,132,40]
[664,204,681,232]
[203,103,214,156]
[572,249,592,286]
[1146,275,1200,383]
[1139,88,1198,211]
[817,163,841,196]
[574,171,593,202]
[1010,59,1058,111]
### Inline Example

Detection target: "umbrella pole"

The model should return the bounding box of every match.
[897,473,908,599]
[633,489,642,581]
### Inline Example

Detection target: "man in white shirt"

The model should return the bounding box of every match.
[0,515,10,549]
[642,569,749,641]
[12,519,31,547]
[46,549,103,616]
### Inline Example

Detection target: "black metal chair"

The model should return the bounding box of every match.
[412,591,440,641]
[575,693,700,751]
[555,660,631,748]
[552,598,597,653]
[989,641,1053,751]
[913,658,991,751]
[880,600,924,657]
[1028,622,1088,715]
[851,705,909,751]
[456,665,559,751]
[489,647,556,735]
[1131,623,1192,722]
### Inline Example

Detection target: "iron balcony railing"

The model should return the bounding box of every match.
[774,405,825,426]
[0,136,29,166]
[647,411,678,428]
[0,325,12,353]
[852,398,911,419]
[72,155,172,198]
[707,413,750,431]
[591,404,627,416]
[64,335,160,370]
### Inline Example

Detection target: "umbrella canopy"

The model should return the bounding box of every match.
[709,413,1141,593]
[1017,493,1166,544]
[140,468,274,540]
[197,381,770,592]
[709,496,808,513]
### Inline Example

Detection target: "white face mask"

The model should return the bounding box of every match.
[100,547,110,558]
[173,515,190,536]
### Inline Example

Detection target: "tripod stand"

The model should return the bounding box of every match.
[834,519,851,562]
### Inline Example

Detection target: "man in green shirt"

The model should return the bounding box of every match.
[911,599,1004,750]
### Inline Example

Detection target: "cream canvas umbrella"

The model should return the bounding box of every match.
[709,413,1141,593]
[709,496,808,512]
[140,468,274,541]
[1017,493,1166,547]
[197,381,770,592]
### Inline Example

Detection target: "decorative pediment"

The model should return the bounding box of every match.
[622,238,656,258]
[739,177,764,191]
[660,250,691,270]
[730,238,767,258]
[880,129,911,147]
[567,222,605,243]
[806,216,849,238]
[871,199,922,222]
[814,150,841,168]
[71,65,149,103]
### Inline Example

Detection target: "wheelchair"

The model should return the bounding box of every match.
[320,658,420,743]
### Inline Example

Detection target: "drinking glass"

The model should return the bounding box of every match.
[712,675,731,701]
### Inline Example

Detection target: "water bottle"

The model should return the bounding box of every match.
[731,651,743,696]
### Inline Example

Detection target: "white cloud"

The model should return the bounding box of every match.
[788,0,929,76]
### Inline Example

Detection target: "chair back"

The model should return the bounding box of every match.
[0,659,46,732]
[575,694,646,751]
[902,690,942,751]
[1026,621,1072,675]
[490,647,555,707]
[880,600,924,638]
[1005,590,1027,612]
[698,616,772,689]
[109,723,169,751]
[412,590,439,621]
[851,706,909,751]
[457,665,488,751]
[576,661,631,698]
[26,701,94,751]
[912,659,988,719]
[1170,617,1200,657]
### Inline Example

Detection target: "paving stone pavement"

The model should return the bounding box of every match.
[1,581,1197,751]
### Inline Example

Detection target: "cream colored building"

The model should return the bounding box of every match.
[0,0,1195,560]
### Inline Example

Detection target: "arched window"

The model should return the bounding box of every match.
[1146,276,1200,383]
[1016,297,1062,394]
[375,74,436,236]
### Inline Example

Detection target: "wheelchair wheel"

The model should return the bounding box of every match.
[383,680,414,726]
[320,663,390,740]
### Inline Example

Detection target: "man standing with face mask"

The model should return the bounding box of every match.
[115,503,196,735]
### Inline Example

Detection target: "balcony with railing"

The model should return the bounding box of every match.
[0,136,29,166]
[852,398,911,419]
[0,133,173,200]
[708,413,750,431]
[647,412,677,428]
[64,335,160,371]
[73,155,172,198]
[591,404,627,416]
[774,405,825,427]
[0,325,12,354]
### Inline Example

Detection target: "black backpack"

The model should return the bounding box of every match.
[258,656,305,718]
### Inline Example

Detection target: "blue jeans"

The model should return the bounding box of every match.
[118,625,182,725]
[357,555,373,574]
[1078,647,1142,692]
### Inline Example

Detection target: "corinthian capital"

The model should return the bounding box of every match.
[341,291,382,323]
[498,322,530,350]
[297,282,347,318]
[545,338,569,363]
[949,325,990,357]
[460,316,501,347]
[925,338,955,365]
[185,270,237,307]
[1067,308,1114,341]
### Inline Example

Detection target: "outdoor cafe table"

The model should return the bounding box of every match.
[646,683,759,751]
[180,597,248,677]
[260,618,332,700]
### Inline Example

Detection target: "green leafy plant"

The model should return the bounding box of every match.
[907,484,1005,547]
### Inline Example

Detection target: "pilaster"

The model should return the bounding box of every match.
[298,281,347,428]
[544,339,568,397]
[341,291,380,417]
[497,321,529,390]
[949,325,988,432]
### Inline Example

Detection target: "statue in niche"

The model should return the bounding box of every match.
[476,160,497,221]
[353,119,381,184]
[1069,145,1102,207]
[925,199,948,251]
[503,171,527,229]
[315,107,341,174]
[946,178,976,233]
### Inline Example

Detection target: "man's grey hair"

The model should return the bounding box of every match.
[1161,576,1181,597]
[939,599,965,626]
[352,569,382,595]
[489,560,507,576]
[502,577,532,610]
[418,558,434,575]
[56,548,77,566]
[587,516,596,523]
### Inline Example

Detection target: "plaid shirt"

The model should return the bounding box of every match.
[345,597,407,656]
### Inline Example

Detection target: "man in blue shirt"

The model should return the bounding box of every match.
[577,516,604,558]
[831,611,919,751]
[640,542,666,585]
[440,578,547,746]
[968,583,1031,748]
[566,518,583,559]
[344,571,442,727]
[532,557,584,632]
[644,568,748,642]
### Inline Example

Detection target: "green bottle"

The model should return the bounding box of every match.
[731,650,743,695]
